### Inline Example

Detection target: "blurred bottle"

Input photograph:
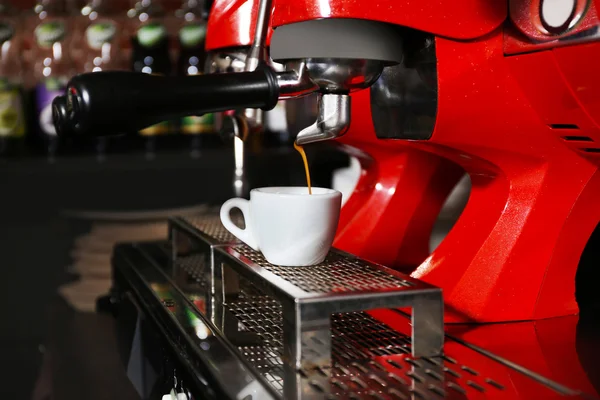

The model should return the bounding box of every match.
[30,0,73,160]
[128,0,171,158]
[0,1,26,158]
[75,0,120,73]
[174,0,216,157]
[74,0,121,159]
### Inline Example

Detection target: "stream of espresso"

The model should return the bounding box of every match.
[293,142,312,195]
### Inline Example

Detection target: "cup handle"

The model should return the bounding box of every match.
[220,198,259,251]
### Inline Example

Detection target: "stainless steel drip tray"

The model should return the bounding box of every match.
[153,214,592,399]
[115,239,591,400]
[213,244,444,368]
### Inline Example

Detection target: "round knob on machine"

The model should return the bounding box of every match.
[539,0,577,34]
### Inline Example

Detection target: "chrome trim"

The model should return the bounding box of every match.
[295,94,350,145]
[244,0,271,72]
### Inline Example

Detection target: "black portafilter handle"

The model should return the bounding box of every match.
[52,66,280,137]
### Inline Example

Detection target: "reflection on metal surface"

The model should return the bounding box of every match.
[447,332,579,396]
[233,135,247,198]
[276,61,319,99]
[185,308,209,339]
[445,313,600,398]
[205,50,252,199]
[217,114,249,196]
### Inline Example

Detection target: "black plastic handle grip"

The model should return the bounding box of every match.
[52,67,280,137]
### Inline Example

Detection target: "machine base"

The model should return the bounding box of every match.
[107,214,599,399]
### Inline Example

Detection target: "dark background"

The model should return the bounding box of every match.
[0,145,348,398]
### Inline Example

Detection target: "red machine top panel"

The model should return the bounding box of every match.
[271,0,507,40]
[207,0,507,51]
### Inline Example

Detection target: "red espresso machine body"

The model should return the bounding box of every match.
[206,0,465,274]
[264,0,600,323]
[205,0,600,323]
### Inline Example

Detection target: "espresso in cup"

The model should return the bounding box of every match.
[220,187,342,266]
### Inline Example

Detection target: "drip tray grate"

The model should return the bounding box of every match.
[215,243,444,371]
[222,287,506,399]
[233,245,414,294]
[185,214,240,244]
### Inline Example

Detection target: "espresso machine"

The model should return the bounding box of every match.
[53,0,600,398]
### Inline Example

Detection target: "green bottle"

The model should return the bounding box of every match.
[175,0,217,156]
[0,1,26,158]
[128,0,171,158]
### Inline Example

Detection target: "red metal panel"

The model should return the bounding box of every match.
[271,0,506,40]
[333,90,464,272]
[409,32,597,322]
[446,316,599,397]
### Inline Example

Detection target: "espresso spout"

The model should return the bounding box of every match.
[52,67,280,137]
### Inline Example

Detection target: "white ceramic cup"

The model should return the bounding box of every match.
[220,187,342,266]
